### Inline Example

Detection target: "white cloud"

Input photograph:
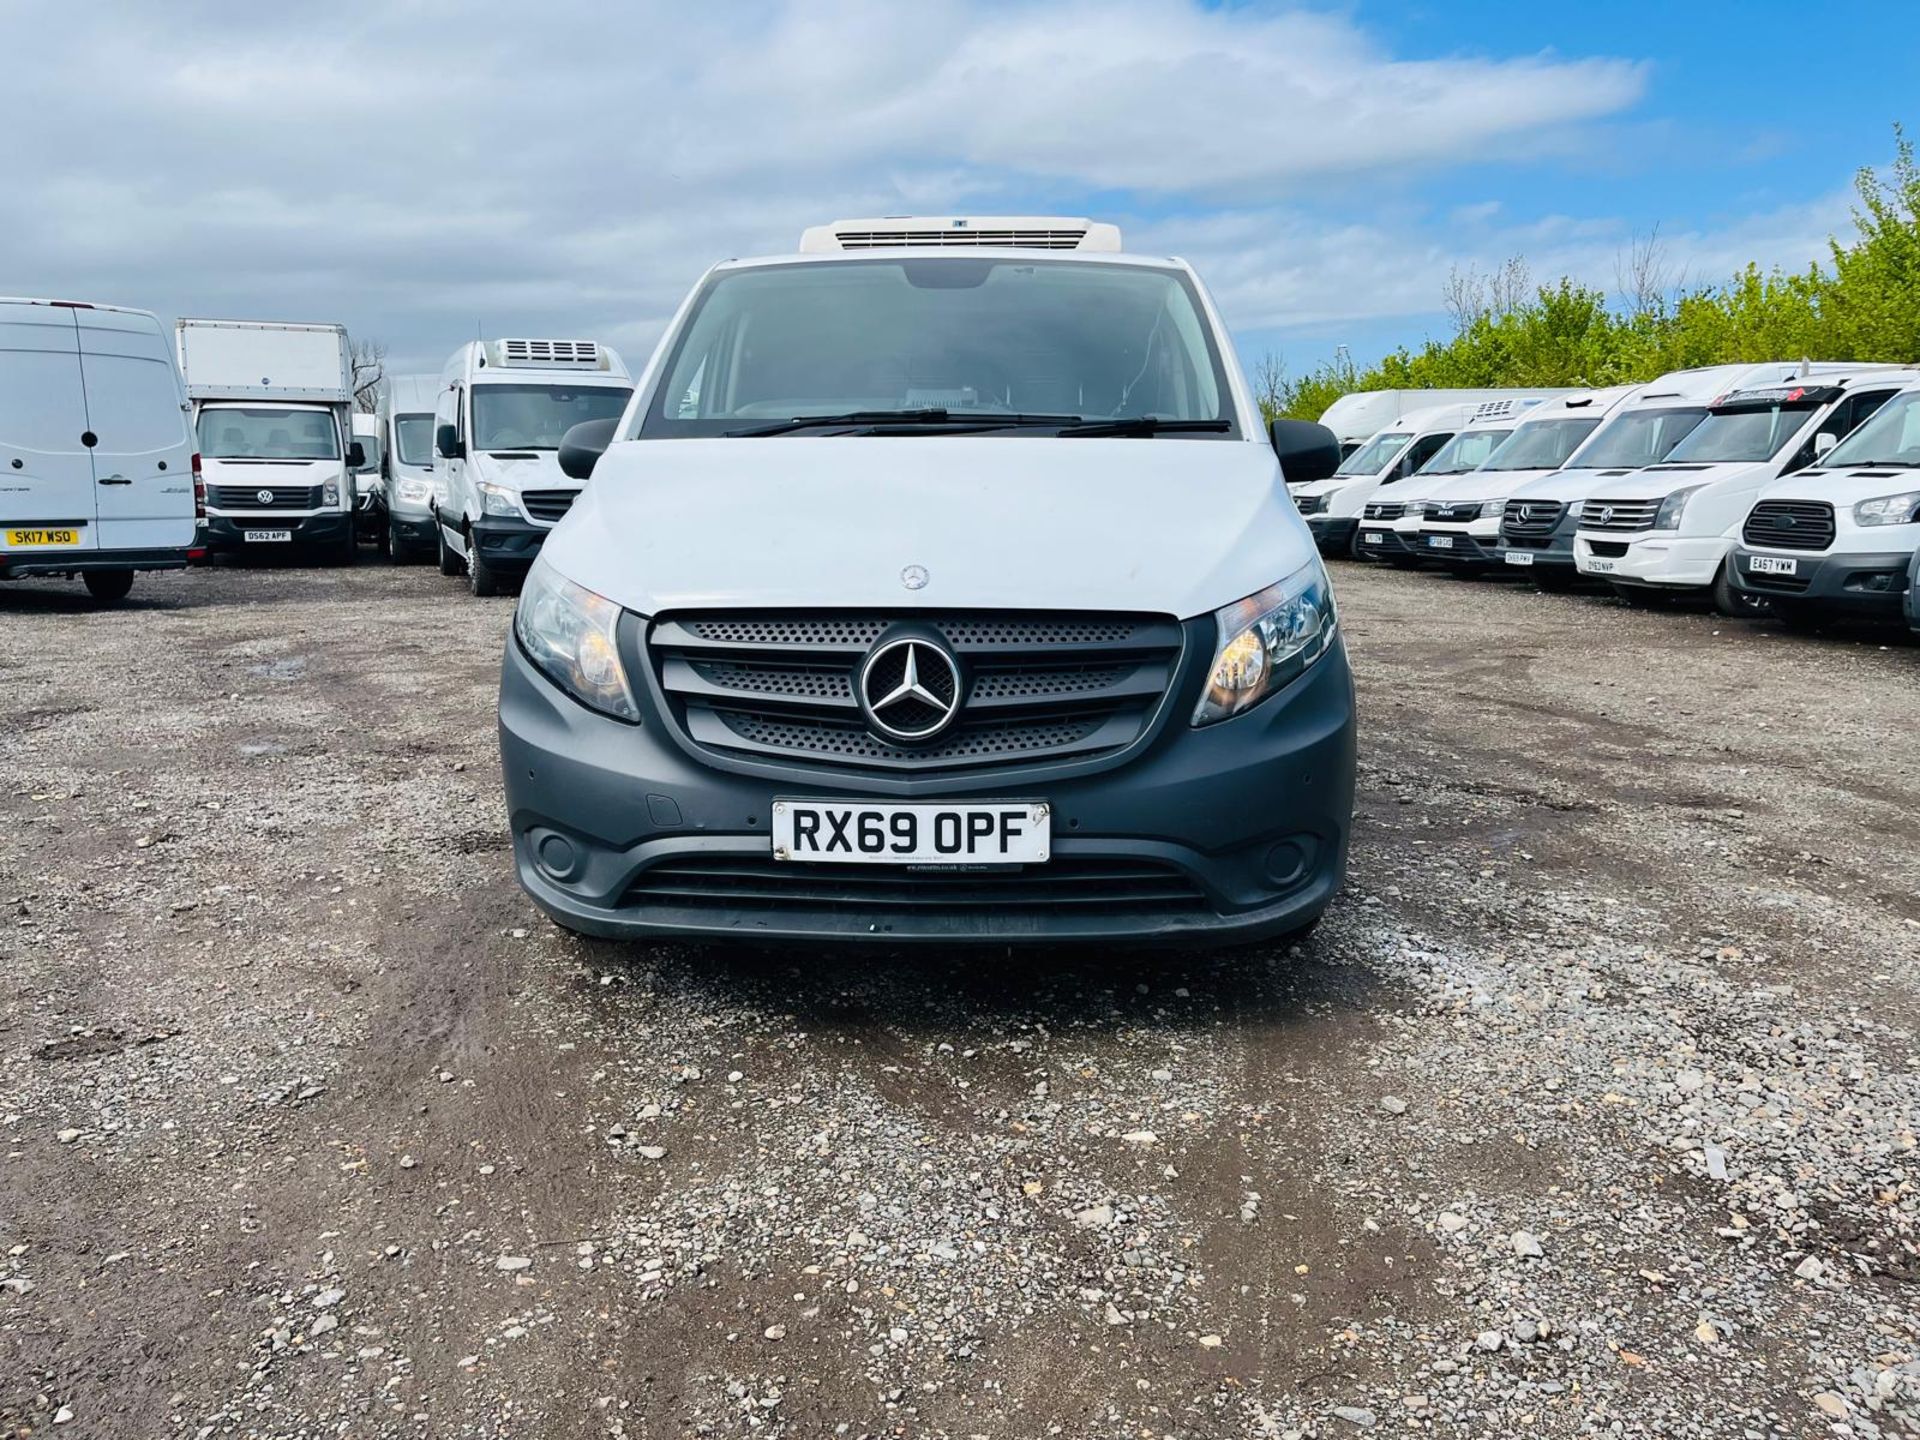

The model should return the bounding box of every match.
[0,0,1767,378]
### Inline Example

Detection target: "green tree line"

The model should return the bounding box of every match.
[1259,126,1920,422]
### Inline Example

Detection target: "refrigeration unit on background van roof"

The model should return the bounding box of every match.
[798,216,1124,253]
[482,338,613,372]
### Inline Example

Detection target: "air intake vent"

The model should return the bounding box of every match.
[799,216,1122,254]
[494,338,602,369]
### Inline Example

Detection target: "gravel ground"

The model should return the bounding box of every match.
[2,555,1918,1439]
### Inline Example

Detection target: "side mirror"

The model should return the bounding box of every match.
[558,417,620,481]
[435,423,464,460]
[347,441,366,469]
[1814,431,1838,456]
[1269,418,1341,484]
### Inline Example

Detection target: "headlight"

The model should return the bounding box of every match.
[1479,498,1506,519]
[395,477,434,505]
[1854,489,1920,527]
[514,561,639,722]
[1653,484,1702,530]
[476,481,520,518]
[1566,500,1585,520]
[322,482,340,506]
[1192,565,1337,727]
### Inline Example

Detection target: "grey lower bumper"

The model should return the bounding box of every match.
[498,634,1356,947]
[1730,546,1913,616]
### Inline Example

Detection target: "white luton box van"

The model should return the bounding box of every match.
[0,297,201,603]
[431,338,633,595]
[1730,377,1920,628]
[379,373,440,562]
[177,318,360,564]
[1574,365,1913,606]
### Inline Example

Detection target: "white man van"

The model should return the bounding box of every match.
[430,339,633,596]
[497,216,1354,946]
[380,374,441,562]
[1410,386,1640,568]
[351,412,383,548]
[1574,365,1914,609]
[178,319,359,564]
[1296,400,1510,555]
[1729,377,1920,627]
[0,297,201,603]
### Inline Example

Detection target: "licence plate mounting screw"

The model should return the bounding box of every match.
[773,803,786,815]
[1034,804,1050,821]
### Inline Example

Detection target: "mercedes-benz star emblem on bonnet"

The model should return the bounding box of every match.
[257,489,275,504]
[858,636,961,742]
[900,564,929,591]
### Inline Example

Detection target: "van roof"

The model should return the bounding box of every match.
[799,216,1124,254]
[1713,363,1917,408]
[446,338,631,382]
[1636,360,1898,405]
[0,295,161,320]
[382,373,442,412]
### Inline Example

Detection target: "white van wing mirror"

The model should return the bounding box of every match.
[1814,431,1838,455]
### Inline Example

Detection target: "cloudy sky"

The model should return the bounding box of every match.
[4,0,1913,385]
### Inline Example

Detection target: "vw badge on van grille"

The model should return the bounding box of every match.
[859,636,961,742]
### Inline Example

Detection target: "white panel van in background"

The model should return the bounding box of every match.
[0,297,201,604]
[352,412,384,550]
[379,373,441,562]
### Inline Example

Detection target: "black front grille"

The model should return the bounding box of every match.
[206,484,323,511]
[624,856,1205,914]
[1743,500,1836,552]
[1501,499,1565,539]
[1427,501,1482,524]
[1293,491,1327,515]
[521,490,577,524]
[650,610,1184,772]
[1363,501,1406,522]
[1582,498,1661,532]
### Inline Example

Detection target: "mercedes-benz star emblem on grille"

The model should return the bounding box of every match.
[900,564,929,591]
[858,636,961,742]
[257,489,274,504]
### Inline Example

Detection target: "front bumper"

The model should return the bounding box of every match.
[1305,515,1359,553]
[1729,546,1915,617]
[204,510,351,550]
[0,543,202,579]
[470,514,553,571]
[1575,532,1728,589]
[1352,524,1415,561]
[1496,513,1579,570]
[390,511,438,549]
[1417,524,1499,565]
[498,630,1356,946]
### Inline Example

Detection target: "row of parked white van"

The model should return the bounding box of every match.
[0,295,634,603]
[1295,364,1920,636]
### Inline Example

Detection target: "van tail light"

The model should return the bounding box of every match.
[192,452,205,519]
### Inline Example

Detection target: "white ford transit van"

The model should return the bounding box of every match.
[177,319,360,564]
[431,339,633,595]
[0,298,201,604]
[498,217,1353,946]
[379,373,440,562]
[1729,378,1920,627]
[1574,365,1913,607]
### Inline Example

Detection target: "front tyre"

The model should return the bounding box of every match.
[467,542,506,597]
[436,518,465,577]
[83,570,134,604]
[1711,558,1769,619]
[1610,582,1671,609]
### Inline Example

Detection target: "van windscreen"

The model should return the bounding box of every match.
[472,386,631,451]
[641,258,1233,437]
[393,414,436,467]
[199,407,339,460]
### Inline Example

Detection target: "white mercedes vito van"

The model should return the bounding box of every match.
[498,217,1353,946]
[0,297,201,604]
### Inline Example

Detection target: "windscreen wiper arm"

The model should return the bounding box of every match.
[728,409,1082,437]
[1055,417,1233,438]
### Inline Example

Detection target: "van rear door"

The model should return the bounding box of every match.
[0,300,99,557]
[76,307,196,552]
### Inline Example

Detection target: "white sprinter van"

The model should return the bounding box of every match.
[1574,366,1913,608]
[177,319,360,564]
[430,339,633,595]
[1729,379,1920,627]
[0,298,201,603]
[497,216,1354,947]
[1316,388,1564,460]
[1299,397,1545,558]
[379,373,440,562]
[1350,402,1543,566]
[1410,386,1639,568]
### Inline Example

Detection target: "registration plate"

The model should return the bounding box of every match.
[5,528,79,547]
[1426,534,1454,550]
[1504,551,1535,567]
[1363,532,1384,545]
[773,799,1050,865]
[1750,555,1798,576]
[1585,558,1616,573]
[245,529,293,543]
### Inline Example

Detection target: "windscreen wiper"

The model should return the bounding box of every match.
[729,409,1081,437]
[1055,417,1233,438]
